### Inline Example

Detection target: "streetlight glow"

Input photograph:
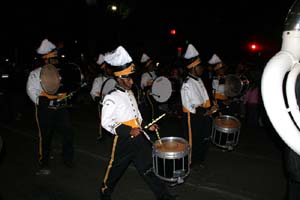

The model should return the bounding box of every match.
[111,5,117,11]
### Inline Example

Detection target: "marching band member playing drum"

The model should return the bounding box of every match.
[139,53,160,121]
[90,53,116,141]
[99,46,176,200]
[140,53,157,90]
[180,44,213,168]
[208,53,229,113]
[26,38,75,175]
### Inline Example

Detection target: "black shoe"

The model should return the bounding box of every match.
[64,160,74,168]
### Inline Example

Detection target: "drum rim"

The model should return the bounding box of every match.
[213,115,241,129]
[40,64,61,95]
[154,136,188,143]
[152,137,190,158]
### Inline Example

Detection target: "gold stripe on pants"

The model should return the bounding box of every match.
[101,135,119,193]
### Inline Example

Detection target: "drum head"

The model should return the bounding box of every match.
[40,64,60,95]
[224,74,242,97]
[151,76,172,103]
[153,137,190,159]
[57,63,83,93]
[214,115,241,129]
[225,74,250,97]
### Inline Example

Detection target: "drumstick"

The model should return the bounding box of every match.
[144,113,166,129]
[155,129,163,145]
[57,82,87,102]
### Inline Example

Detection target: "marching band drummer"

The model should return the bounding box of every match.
[180,44,213,168]
[140,53,159,121]
[208,53,229,112]
[140,53,157,90]
[26,38,75,175]
[99,46,176,200]
[90,53,116,141]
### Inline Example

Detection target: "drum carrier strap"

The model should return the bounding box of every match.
[99,77,115,106]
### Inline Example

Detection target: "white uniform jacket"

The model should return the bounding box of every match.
[212,76,227,100]
[140,71,157,90]
[26,67,43,105]
[180,74,211,114]
[90,75,116,101]
[101,86,143,135]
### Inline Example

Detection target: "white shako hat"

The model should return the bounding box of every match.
[36,39,58,59]
[183,44,201,69]
[104,46,135,78]
[140,53,153,68]
[208,53,223,71]
[96,54,105,65]
[96,53,108,69]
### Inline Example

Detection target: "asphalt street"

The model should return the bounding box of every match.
[0,95,287,200]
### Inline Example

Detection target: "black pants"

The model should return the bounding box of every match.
[99,134,170,200]
[182,108,212,164]
[36,105,74,168]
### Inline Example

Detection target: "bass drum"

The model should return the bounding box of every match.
[40,64,61,95]
[56,62,83,94]
[151,76,172,103]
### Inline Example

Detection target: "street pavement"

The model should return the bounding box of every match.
[0,97,287,200]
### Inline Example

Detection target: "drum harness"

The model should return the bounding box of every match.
[48,82,87,109]
[145,72,156,120]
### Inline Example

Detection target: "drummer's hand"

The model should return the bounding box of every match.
[130,128,141,138]
[148,124,159,131]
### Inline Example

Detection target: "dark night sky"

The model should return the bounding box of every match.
[0,0,296,63]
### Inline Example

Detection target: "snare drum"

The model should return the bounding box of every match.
[211,115,241,150]
[152,137,190,183]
